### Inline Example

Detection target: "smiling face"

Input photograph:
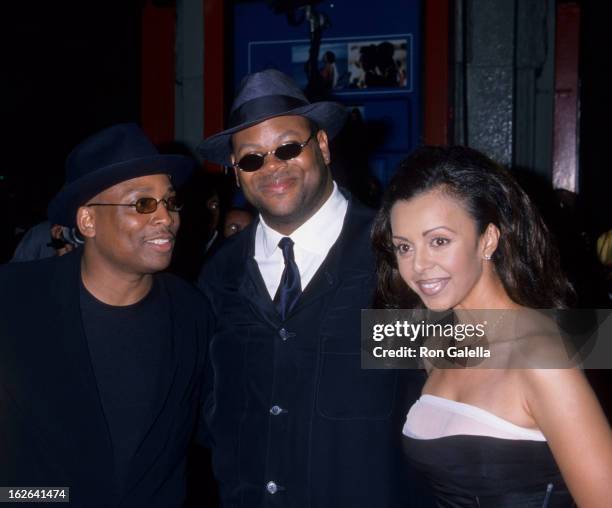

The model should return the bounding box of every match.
[78,174,180,276]
[231,115,332,234]
[390,189,498,310]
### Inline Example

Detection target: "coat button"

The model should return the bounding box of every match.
[279,328,296,340]
[266,481,278,494]
[270,405,283,416]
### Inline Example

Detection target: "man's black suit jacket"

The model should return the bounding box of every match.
[198,196,432,507]
[0,251,211,507]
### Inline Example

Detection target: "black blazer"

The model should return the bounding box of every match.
[0,251,211,507]
[198,195,432,508]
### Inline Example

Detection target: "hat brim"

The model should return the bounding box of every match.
[47,154,194,226]
[197,101,348,166]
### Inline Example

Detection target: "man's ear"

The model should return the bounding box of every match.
[316,130,331,165]
[76,206,96,239]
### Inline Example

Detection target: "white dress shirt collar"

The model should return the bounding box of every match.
[255,181,348,297]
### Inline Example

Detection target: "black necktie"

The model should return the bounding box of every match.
[274,237,302,320]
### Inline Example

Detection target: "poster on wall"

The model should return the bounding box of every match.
[249,34,413,94]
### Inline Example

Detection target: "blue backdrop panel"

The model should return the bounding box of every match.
[232,0,422,187]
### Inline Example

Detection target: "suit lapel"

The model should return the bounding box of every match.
[242,258,281,328]
[293,246,339,312]
[42,252,114,490]
[237,221,282,328]
[123,276,179,496]
[292,197,362,314]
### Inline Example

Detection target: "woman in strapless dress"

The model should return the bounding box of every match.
[371,146,612,507]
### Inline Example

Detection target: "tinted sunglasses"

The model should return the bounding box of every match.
[233,132,315,172]
[85,196,183,214]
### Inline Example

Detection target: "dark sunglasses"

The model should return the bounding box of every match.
[85,196,183,214]
[233,132,315,172]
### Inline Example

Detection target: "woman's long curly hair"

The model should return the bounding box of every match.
[372,146,574,309]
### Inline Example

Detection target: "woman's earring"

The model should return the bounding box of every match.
[483,254,492,260]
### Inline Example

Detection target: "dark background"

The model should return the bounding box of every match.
[578,0,612,236]
[1,1,610,263]
[1,2,141,261]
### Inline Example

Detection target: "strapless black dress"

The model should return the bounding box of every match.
[404,435,574,507]
[402,395,574,507]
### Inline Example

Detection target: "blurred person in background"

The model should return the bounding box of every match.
[11,221,82,262]
[222,206,254,238]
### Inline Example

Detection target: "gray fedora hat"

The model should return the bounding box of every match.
[47,123,194,226]
[197,69,347,165]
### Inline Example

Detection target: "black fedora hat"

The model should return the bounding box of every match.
[197,69,347,166]
[47,123,194,226]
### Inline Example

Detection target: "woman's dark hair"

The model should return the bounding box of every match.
[372,145,574,309]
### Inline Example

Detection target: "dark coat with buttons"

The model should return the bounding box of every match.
[0,251,211,508]
[197,196,433,508]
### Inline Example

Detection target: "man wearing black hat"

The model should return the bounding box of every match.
[197,70,429,507]
[0,124,211,507]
